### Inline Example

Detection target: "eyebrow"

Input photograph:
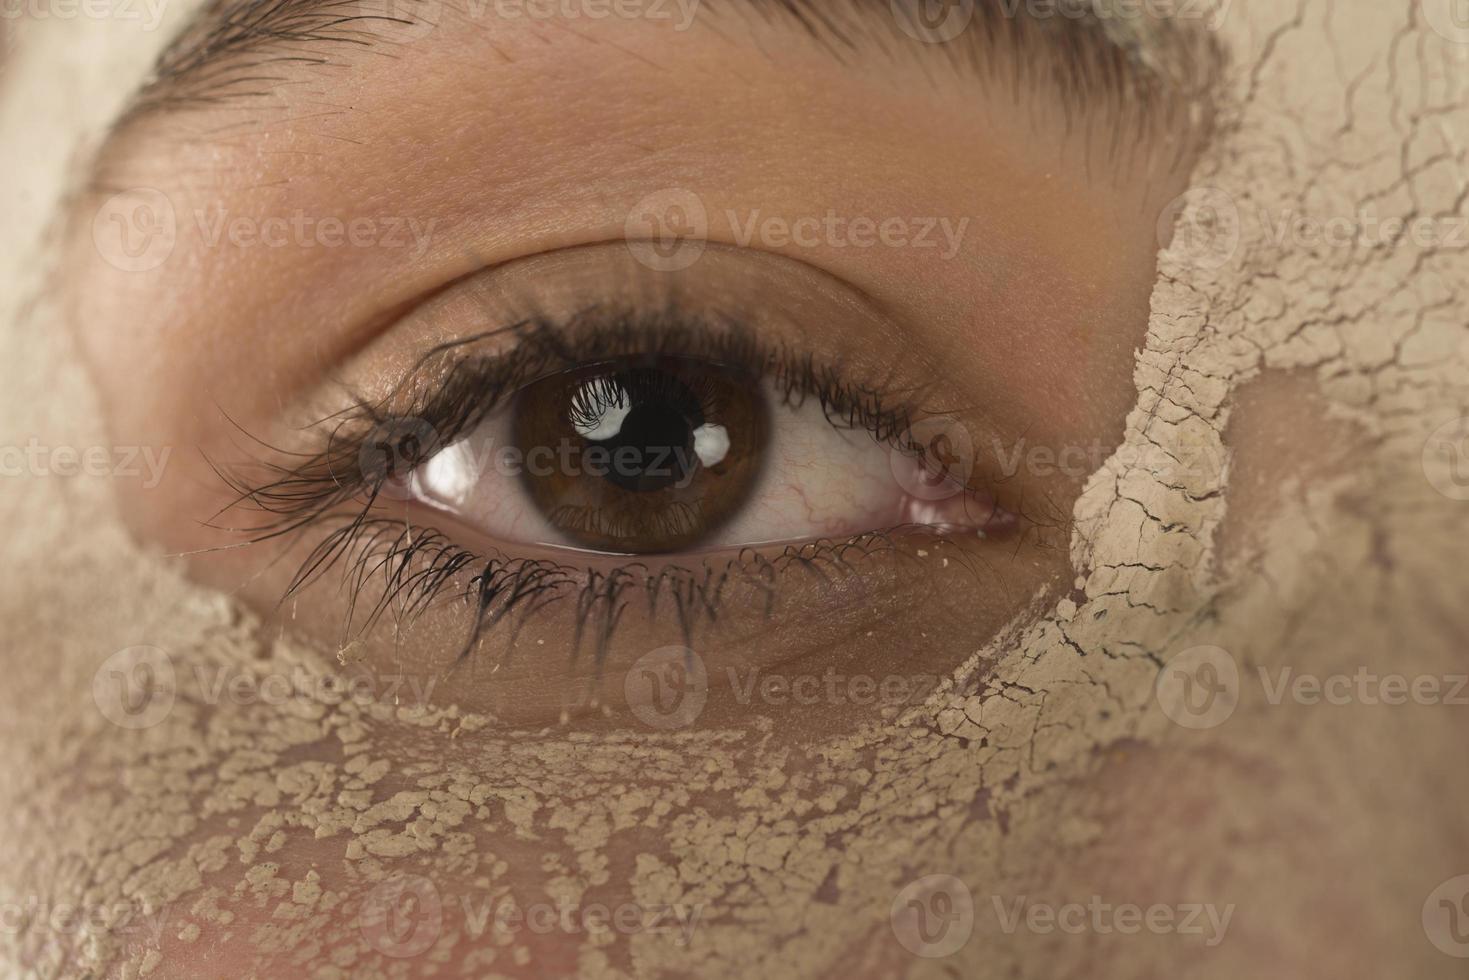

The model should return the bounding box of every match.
[117,0,1223,138]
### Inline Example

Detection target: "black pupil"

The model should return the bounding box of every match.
[582,370,702,493]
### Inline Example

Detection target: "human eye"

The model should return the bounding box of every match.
[326,246,1008,556]
[215,243,1033,726]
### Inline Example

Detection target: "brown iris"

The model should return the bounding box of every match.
[511,356,769,553]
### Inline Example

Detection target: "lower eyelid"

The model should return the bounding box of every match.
[329,511,1027,716]
[254,509,1039,726]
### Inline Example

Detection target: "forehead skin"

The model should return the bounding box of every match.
[2,3,1468,980]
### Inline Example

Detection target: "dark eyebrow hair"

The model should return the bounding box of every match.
[114,0,1223,145]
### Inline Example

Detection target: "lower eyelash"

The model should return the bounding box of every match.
[292,511,921,668]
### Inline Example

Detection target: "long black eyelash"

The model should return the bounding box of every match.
[301,511,910,670]
[217,307,950,665]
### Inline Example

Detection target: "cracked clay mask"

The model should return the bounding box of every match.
[1,1,1467,977]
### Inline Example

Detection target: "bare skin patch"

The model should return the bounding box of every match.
[1214,369,1364,568]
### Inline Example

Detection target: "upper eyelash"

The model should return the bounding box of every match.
[213,304,967,665]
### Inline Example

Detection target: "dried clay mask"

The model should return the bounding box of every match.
[1,2,1467,978]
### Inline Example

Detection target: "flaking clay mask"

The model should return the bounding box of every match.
[1,1,1467,977]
